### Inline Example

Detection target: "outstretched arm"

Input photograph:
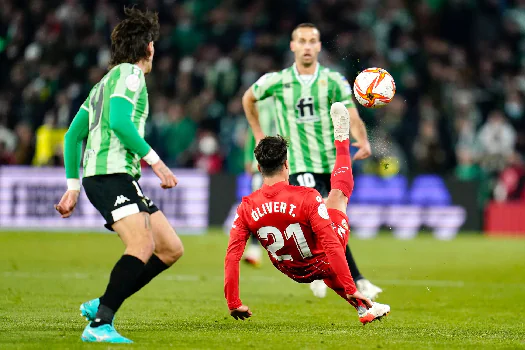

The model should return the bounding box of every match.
[315,223,357,295]
[314,222,371,307]
[307,191,371,307]
[56,106,90,218]
[224,205,252,319]
[64,106,89,186]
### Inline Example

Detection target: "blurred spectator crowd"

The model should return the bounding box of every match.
[0,0,524,201]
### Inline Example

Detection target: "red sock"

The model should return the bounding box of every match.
[330,139,354,198]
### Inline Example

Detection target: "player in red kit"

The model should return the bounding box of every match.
[224,102,390,324]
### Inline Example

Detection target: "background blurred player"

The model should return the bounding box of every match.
[242,97,277,266]
[55,8,183,344]
[242,23,382,300]
[225,103,390,324]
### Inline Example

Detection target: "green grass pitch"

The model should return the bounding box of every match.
[1,230,524,349]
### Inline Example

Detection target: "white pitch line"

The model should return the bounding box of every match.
[2,271,524,289]
[375,279,465,287]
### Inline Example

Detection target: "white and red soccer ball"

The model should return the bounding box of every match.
[353,68,396,108]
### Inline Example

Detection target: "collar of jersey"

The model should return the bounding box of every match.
[261,181,288,196]
[292,62,321,88]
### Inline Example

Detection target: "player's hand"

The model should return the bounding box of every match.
[230,305,252,320]
[352,141,372,160]
[55,190,80,218]
[152,160,178,189]
[347,290,373,309]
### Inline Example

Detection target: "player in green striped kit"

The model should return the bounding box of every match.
[55,8,183,344]
[242,23,382,301]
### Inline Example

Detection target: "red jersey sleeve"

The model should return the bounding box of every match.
[224,201,251,310]
[305,190,333,232]
[305,191,357,295]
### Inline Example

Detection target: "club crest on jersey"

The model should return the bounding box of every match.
[126,74,140,92]
[341,219,348,230]
[318,203,329,220]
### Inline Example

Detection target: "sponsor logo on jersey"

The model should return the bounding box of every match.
[114,195,130,206]
[296,96,320,123]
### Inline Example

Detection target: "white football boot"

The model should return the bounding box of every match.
[356,279,383,301]
[330,102,350,142]
[358,302,390,325]
[309,280,328,298]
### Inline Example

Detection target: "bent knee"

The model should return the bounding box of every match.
[158,239,184,265]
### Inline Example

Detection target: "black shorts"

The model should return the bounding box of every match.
[83,173,159,231]
[289,172,331,198]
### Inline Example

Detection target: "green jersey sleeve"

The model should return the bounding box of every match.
[108,63,145,104]
[109,97,151,158]
[330,72,356,108]
[64,100,90,179]
[251,72,281,101]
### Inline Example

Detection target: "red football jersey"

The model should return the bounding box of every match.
[225,181,356,310]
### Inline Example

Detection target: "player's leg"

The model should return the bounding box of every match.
[79,175,156,343]
[326,102,382,300]
[80,211,153,343]
[93,212,154,325]
[82,187,182,313]
[125,210,184,296]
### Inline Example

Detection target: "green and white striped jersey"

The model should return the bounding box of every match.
[82,63,149,178]
[252,63,355,174]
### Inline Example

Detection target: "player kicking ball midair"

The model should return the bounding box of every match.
[225,103,390,324]
[242,23,382,301]
[55,8,183,343]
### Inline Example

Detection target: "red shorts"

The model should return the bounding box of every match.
[276,209,350,283]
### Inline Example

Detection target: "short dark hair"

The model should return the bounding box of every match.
[254,135,288,177]
[292,23,320,40]
[109,7,160,68]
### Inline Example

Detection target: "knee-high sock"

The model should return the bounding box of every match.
[93,254,145,326]
[330,139,354,198]
[330,139,364,281]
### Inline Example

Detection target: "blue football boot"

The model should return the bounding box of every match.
[79,298,99,322]
[81,323,133,343]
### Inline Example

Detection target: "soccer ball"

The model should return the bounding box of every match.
[353,68,396,108]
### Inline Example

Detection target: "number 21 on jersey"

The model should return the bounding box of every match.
[257,223,313,261]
